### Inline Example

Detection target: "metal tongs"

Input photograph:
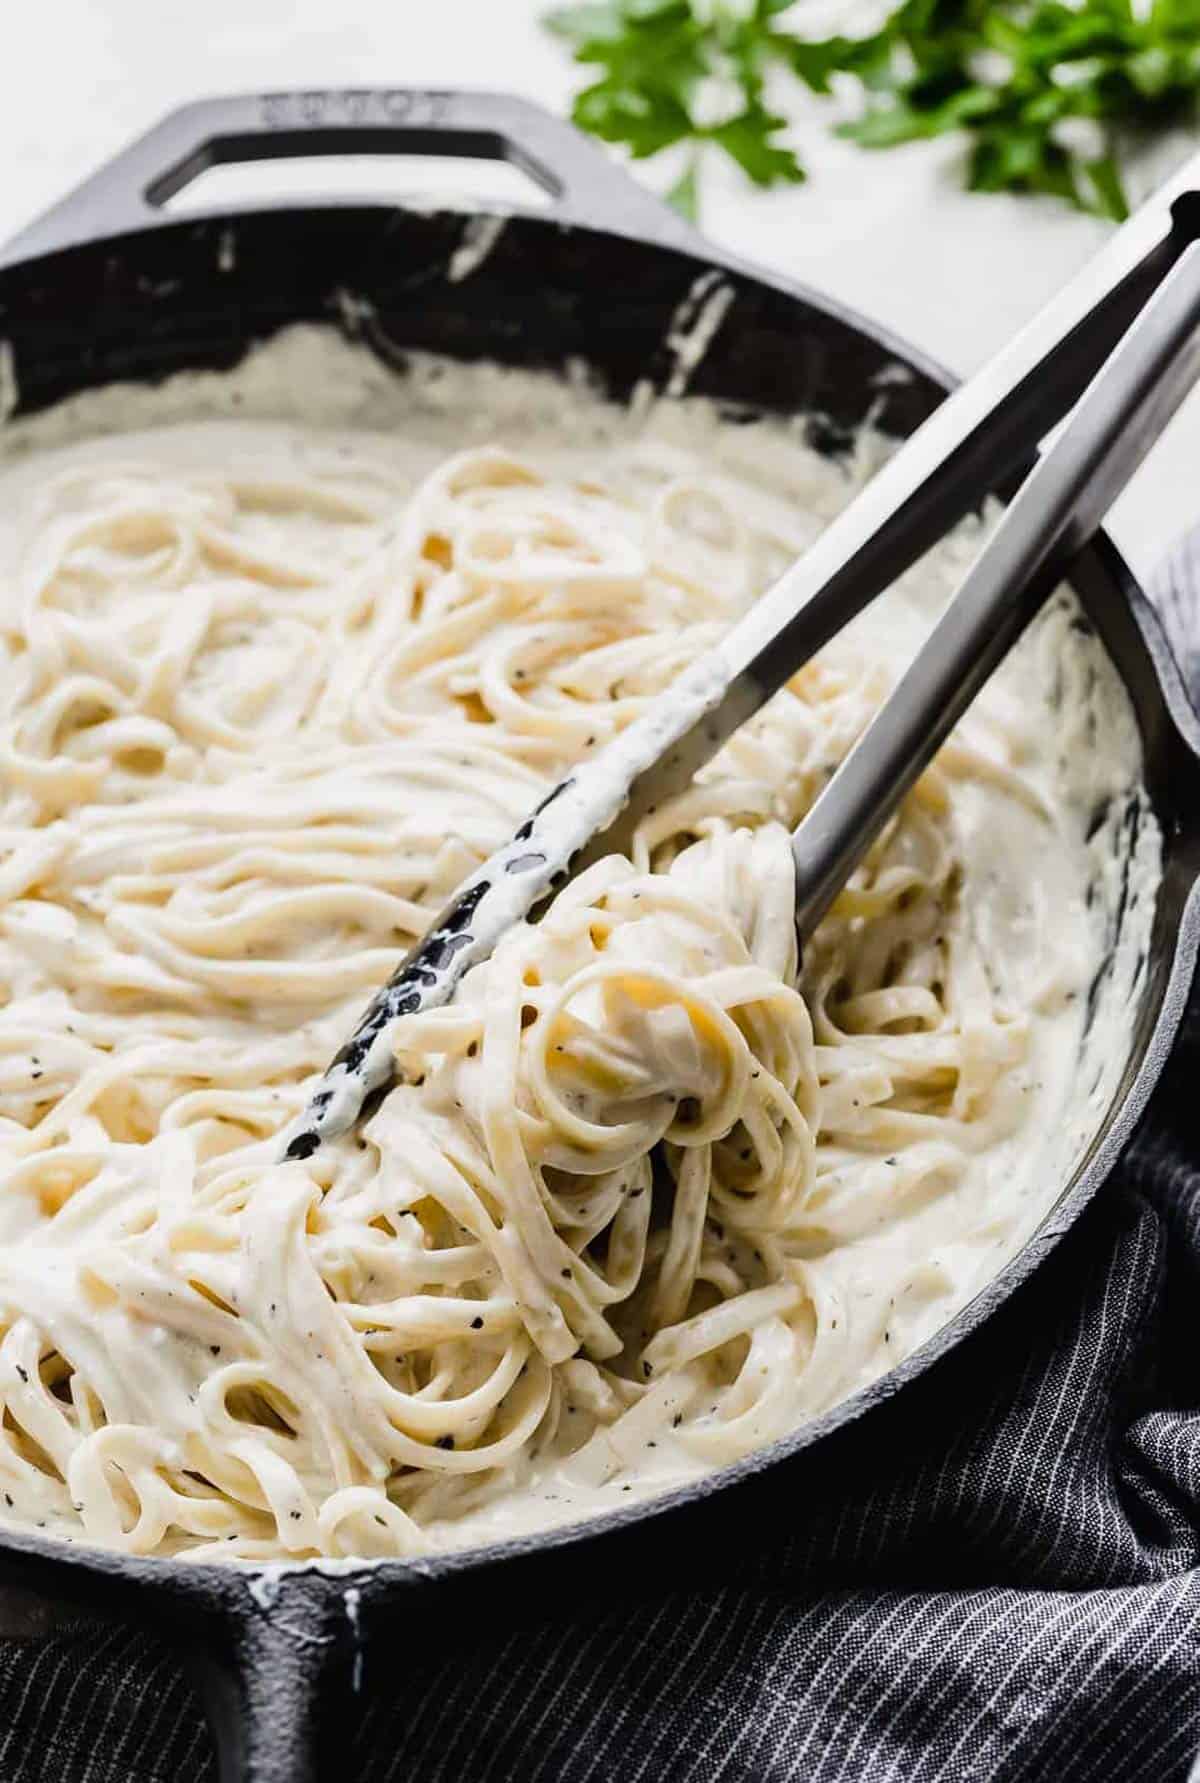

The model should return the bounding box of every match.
[284,161,1200,1162]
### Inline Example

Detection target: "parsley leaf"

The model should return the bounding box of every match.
[545,0,807,216]
[709,104,805,184]
[665,152,702,221]
[545,0,1200,222]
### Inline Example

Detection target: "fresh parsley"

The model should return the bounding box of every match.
[544,0,1200,222]
[544,0,807,220]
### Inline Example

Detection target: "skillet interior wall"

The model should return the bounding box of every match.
[0,208,947,439]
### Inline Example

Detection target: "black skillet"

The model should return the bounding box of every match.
[0,88,1198,1783]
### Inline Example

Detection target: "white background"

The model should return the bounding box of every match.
[1,0,1197,581]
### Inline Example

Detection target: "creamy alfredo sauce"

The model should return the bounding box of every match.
[0,327,1159,1561]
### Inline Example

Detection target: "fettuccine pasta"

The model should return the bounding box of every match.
[0,330,1158,1559]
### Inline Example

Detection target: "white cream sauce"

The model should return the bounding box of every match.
[0,327,1159,1560]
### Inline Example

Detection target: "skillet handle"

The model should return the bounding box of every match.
[1,87,699,266]
[192,1573,359,1783]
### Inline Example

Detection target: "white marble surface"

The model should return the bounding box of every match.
[1,0,1197,577]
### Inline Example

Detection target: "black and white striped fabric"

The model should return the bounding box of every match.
[1,556,1199,1781]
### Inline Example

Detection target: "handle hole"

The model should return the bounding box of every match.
[154,153,551,214]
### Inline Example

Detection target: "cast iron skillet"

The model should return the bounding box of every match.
[0,88,1199,1783]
